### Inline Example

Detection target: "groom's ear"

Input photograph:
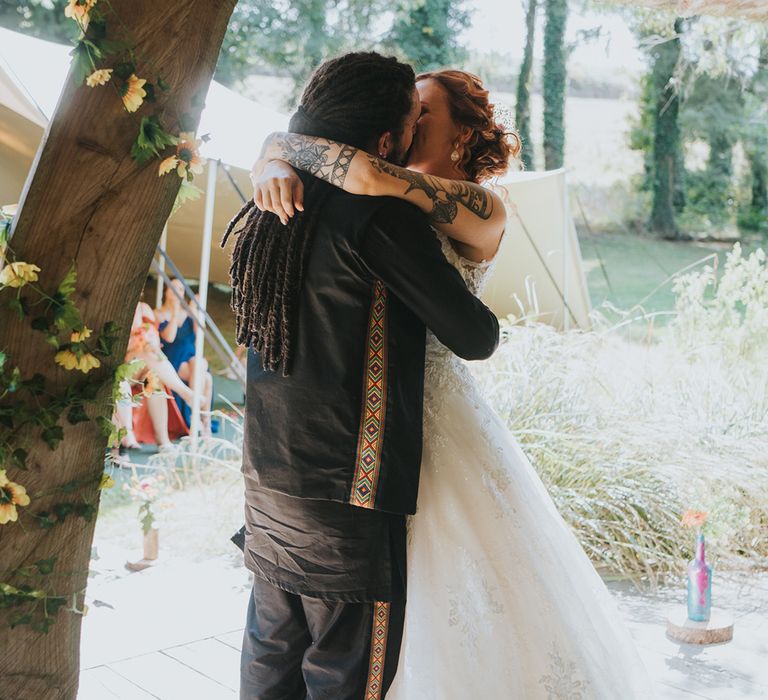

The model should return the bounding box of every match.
[376,131,392,160]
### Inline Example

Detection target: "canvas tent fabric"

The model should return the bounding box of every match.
[0,27,591,329]
[485,169,591,330]
[0,26,286,287]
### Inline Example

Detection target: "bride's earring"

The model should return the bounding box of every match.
[450,143,461,163]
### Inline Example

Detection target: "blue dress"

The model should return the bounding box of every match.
[159,315,196,426]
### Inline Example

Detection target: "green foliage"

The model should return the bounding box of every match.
[215,0,390,100]
[131,116,178,166]
[0,0,77,44]
[542,0,568,170]
[384,0,470,73]
[515,0,538,170]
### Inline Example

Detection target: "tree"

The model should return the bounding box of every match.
[648,18,685,238]
[515,0,538,170]
[216,0,390,100]
[0,1,236,696]
[0,0,76,43]
[542,0,568,170]
[742,41,768,231]
[386,0,471,73]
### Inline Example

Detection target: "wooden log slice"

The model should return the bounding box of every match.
[666,606,734,645]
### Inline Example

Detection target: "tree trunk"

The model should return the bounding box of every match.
[706,130,734,225]
[0,1,236,698]
[515,0,538,170]
[649,18,684,239]
[542,0,568,170]
[750,153,768,213]
[748,42,768,217]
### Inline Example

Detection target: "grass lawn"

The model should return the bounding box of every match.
[579,230,741,319]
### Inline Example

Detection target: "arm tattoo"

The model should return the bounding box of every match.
[367,155,493,224]
[276,134,357,188]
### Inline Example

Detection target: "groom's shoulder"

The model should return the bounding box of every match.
[323,191,428,234]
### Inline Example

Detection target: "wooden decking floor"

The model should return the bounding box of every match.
[78,546,768,699]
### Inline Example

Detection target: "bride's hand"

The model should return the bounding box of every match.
[250,159,304,225]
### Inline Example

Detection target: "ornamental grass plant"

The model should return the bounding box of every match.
[473,244,768,584]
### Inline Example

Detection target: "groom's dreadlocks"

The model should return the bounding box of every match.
[222,52,415,375]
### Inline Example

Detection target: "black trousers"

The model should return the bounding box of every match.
[240,575,405,700]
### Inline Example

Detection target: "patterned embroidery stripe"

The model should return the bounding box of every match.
[365,601,391,700]
[350,281,388,508]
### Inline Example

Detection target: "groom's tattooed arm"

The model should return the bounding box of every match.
[266,133,357,188]
[366,155,494,224]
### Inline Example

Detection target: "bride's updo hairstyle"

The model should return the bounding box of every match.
[417,69,521,184]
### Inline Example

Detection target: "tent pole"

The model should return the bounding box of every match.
[562,170,571,331]
[190,160,217,450]
[155,223,168,309]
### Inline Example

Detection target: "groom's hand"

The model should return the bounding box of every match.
[251,160,304,226]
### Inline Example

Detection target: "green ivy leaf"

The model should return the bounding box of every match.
[113,61,136,81]
[131,115,178,166]
[76,503,97,522]
[94,320,120,358]
[57,265,77,299]
[157,77,171,92]
[11,448,28,470]
[67,405,90,425]
[8,297,25,320]
[69,42,93,86]
[34,558,57,575]
[95,415,113,437]
[7,366,21,392]
[52,502,74,522]
[41,425,65,451]
[22,374,47,395]
[9,612,32,629]
[46,596,67,615]
[31,617,55,634]
[53,301,81,333]
[37,513,56,530]
[31,317,50,333]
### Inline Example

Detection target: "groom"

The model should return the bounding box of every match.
[231,52,499,699]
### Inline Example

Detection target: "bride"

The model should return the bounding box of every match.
[250,69,653,699]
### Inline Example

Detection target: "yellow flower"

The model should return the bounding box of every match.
[55,348,79,371]
[64,0,97,27]
[71,326,92,342]
[86,68,113,88]
[77,353,101,374]
[120,74,147,113]
[158,156,180,176]
[0,470,31,525]
[0,261,41,288]
[175,132,205,179]
[99,473,115,490]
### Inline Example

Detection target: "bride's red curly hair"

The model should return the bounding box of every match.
[417,69,521,184]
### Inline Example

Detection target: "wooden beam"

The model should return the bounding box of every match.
[0,1,236,697]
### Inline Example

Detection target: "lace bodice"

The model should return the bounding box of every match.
[425,232,495,384]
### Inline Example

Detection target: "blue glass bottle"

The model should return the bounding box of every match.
[687,533,712,622]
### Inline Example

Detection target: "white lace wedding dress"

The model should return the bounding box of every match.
[387,234,653,700]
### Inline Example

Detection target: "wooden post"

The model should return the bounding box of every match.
[0,2,236,697]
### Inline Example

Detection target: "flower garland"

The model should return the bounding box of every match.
[0,0,205,632]
[66,0,207,182]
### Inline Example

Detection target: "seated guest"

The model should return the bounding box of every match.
[125,300,191,447]
[156,279,213,436]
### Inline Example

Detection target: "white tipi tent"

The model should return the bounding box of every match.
[0,26,591,330]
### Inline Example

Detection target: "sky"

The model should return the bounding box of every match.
[463,0,646,77]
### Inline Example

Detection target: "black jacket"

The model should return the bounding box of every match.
[242,191,499,515]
